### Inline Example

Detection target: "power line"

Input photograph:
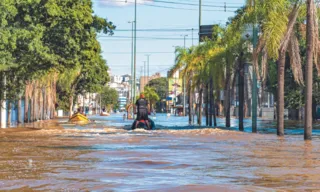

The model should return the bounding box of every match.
[108,64,173,66]
[143,0,241,9]
[104,51,174,54]
[95,0,240,12]
[167,0,243,5]
[98,35,199,40]
[114,28,198,32]
[141,2,236,12]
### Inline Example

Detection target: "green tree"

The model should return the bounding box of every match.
[0,0,115,123]
[304,0,317,140]
[144,86,160,112]
[99,86,118,112]
[146,77,168,99]
[243,0,304,136]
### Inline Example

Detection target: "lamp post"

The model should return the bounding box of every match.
[192,28,194,46]
[172,46,178,113]
[252,26,258,133]
[143,61,146,88]
[243,26,258,133]
[133,0,137,108]
[128,21,135,104]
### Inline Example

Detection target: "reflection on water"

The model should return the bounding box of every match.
[92,113,320,136]
[0,114,320,191]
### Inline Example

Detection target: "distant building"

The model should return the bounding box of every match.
[118,97,127,111]
[122,74,131,83]
[111,75,122,84]
[139,73,161,92]
[109,82,129,98]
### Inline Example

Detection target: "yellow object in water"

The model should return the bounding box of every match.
[69,113,89,124]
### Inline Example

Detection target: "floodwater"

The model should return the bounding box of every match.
[1,114,320,191]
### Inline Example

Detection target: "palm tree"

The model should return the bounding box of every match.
[144,86,160,112]
[304,0,317,140]
[245,0,304,136]
[170,47,196,125]
[58,68,82,118]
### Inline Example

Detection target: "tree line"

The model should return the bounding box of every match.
[0,0,115,124]
[170,0,319,140]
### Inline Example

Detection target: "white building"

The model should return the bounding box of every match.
[111,75,122,84]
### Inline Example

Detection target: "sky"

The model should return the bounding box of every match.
[92,0,246,77]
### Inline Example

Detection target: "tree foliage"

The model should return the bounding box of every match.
[0,0,115,121]
[99,86,118,111]
[146,77,168,100]
[144,86,160,110]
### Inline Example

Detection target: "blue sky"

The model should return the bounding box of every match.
[92,0,245,76]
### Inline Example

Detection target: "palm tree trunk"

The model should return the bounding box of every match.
[69,95,74,118]
[50,79,56,119]
[24,96,28,123]
[89,93,92,115]
[17,97,21,124]
[198,85,203,126]
[39,90,42,120]
[206,82,209,126]
[225,65,231,127]
[188,83,192,125]
[230,72,237,118]
[24,84,30,123]
[239,52,244,131]
[277,51,286,137]
[7,102,11,127]
[31,92,34,122]
[208,80,212,127]
[43,89,46,120]
[210,77,216,127]
[305,0,314,140]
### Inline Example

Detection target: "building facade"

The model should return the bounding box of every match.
[139,72,161,92]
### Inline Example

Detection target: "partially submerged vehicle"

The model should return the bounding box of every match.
[69,113,90,124]
[131,118,155,130]
[100,112,110,116]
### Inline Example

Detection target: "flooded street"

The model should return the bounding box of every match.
[1,114,320,191]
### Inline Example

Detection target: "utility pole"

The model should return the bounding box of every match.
[140,66,143,93]
[194,0,201,124]
[239,52,244,131]
[129,21,135,104]
[199,0,202,45]
[143,61,146,87]
[182,34,188,116]
[133,0,137,107]
[192,28,194,46]
[145,54,150,81]
[252,1,258,133]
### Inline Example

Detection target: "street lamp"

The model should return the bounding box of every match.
[133,0,137,109]
[143,61,146,88]
[242,25,258,133]
[128,21,135,104]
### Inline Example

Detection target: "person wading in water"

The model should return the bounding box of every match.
[135,93,150,129]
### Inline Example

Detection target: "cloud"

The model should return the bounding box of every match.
[98,0,151,7]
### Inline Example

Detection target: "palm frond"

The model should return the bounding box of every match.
[261,45,268,84]
[288,34,304,85]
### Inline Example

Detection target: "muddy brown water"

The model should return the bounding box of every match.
[0,120,320,191]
